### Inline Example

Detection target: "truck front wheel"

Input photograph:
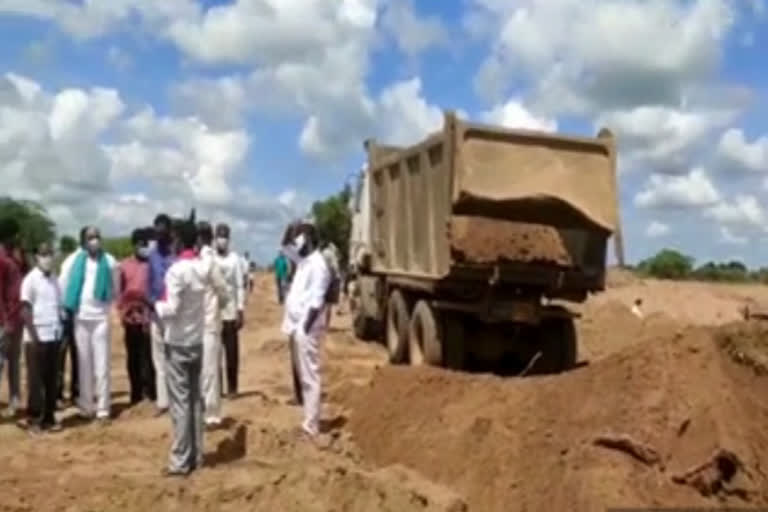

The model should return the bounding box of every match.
[386,290,410,364]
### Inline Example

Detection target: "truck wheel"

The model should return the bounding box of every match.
[386,290,410,364]
[353,311,380,342]
[442,314,466,371]
[409,301,442,367]
[531,315,578,374]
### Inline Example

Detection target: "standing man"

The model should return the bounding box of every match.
[60,226,119,424]
[57,227,86,406]
[274,252,289,305]
[119,228,155,405]
[281,223,331,441]
[20,242,63,433]
[214,224,244,398]
[155,220,208,476]
[196,221,229,428]
[0,218,23,418]
[148,214,176,416]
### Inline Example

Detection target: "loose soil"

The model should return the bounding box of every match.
[2,272,768,511]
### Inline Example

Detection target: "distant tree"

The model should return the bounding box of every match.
[637,249,694,279]
[59,235,78,255]
[0,197,56,253]
[103,237,133,260]
[311,184,352,268]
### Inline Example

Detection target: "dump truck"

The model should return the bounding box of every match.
[347,111,623,374]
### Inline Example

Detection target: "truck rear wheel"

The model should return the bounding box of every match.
[530,315,578,374]
[409,301,441,366]
[409,302,466,369]
[353,311,380,341]
[386,290,410,364]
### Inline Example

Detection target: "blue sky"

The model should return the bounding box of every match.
[0,0,766,266]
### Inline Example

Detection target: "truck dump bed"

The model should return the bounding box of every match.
[366,112,620,295]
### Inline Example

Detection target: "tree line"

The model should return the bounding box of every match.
[633,249,768,283]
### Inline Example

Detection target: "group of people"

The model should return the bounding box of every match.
[0,213,252,476]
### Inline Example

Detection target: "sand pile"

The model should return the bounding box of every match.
[449,216,572,266]
[345,324,768,510]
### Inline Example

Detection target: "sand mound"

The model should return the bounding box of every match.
[345,325,768,510]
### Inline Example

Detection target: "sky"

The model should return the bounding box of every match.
[0,0,766,267]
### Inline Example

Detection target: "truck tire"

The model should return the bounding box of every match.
[409,301,443,367]
[353,311,380,342]
[386,290,410,364]
[531,315,578,374]
[442,314,466,371]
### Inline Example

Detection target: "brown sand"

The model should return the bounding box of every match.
[1,272,768,511]
[449,216,572,266]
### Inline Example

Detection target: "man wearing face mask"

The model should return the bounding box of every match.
[19,242,63,433]
[281,222,331,442]
[148,214,176,415]
[213,223,245,398]
[119,228,155,405]
[60,226,120,424]
[196,221,229,428]
[0,218,23,419]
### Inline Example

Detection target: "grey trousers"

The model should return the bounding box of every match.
[165,343,204,473]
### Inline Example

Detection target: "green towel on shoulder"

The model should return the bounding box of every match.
[64,251,113,313]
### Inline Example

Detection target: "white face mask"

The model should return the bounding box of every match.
[137,246,150,259]
[37,255,53,272]
[216,237,229,251]
[293,233,307,252]
[148,240,157,252]
[87,238,101,253]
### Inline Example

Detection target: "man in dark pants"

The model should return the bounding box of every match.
[119,228,155,404]
[213,223,244,398]
[57,227,87,405]
[20,242,63,432]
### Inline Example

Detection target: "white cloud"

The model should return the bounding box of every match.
[0,72,301,262]
[719,226,748,245]
[634,168,721,209]
[716,128,768,174]
[480,99,558,132]
[704,195,766,228]
[381,0,447,56]
[645,221,670,238]
[469,0,739,115]
[596,105,735,173]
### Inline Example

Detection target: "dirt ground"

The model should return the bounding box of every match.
[2,270,768,511]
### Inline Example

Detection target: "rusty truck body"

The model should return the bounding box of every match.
[348,111,622,374]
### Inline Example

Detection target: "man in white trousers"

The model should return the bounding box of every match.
[155,220,211,477]
[213,224,245,398]
[60,226,120,424]
[148,214,176,416]
[281,222,331,441]
[196,221,229,428]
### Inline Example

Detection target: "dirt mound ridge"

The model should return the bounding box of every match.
[345,325,768,511]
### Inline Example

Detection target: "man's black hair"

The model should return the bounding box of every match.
[176,220,198,250]
[154,214,172,229]
[0,217,20,243]
[197,221,213,245]
[144,226,156,241]
[215,223,230,237]
[36,241,52,255]
[79,225,90,246]
[131,228,149,246]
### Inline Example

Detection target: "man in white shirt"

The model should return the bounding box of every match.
[20,242,63,433]
[214,223,245,398]
[155,220,210,476]
[59,226,120,424]
[196,222,230,428]
[281,223,331,441]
